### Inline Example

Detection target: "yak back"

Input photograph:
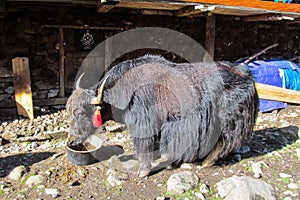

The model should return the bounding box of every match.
[99,55,254,112]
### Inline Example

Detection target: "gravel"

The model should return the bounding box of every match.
[0,105,299,199]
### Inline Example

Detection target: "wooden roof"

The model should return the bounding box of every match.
[98,0,300,21]
[177,0,300,13]
[2,0,300,21]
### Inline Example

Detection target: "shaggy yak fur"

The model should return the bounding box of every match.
[66,55,258,177]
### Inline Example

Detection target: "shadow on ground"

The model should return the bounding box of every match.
[216,125,299,166]
[0,152,55,178]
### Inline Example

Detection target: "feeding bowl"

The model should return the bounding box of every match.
[66,134,125,166]
[66,134,103,166]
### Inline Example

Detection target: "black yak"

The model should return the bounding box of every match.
[66,55,258,177]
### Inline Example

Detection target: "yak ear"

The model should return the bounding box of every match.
[90,75,110,105]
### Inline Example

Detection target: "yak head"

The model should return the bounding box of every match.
[66,73,109,144]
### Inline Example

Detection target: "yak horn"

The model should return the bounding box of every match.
[90,75,110,104]
[75,73,85,89]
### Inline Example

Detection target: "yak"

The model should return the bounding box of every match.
[66,55,258,177]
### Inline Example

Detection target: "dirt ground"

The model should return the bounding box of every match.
[0,105,300,200]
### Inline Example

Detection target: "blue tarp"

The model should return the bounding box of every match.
[245,60,300,112]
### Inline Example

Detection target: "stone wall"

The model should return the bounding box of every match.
[0,3,299,120]
[215,16,300,61]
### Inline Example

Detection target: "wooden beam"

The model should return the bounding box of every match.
[0,1,5,12]
[255,83,300,104]
[243,13,294,22]
[33,98,68,106]
[175,5,203,17]
[205,14,215,60]
[59,28,65,98]
[12,57,34,119]
[139,9,173,15]
[287,17,300,24]
[112,0,186,11]
[5,0,98,6]
[43,24,123,31]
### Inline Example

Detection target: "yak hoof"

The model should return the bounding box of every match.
[138,169,150,178]
[202,160,215,168]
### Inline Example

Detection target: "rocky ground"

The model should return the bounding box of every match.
[0,105,300,200]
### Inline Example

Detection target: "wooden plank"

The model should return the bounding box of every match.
[175,5,203,17]
[97,4,115,13]
[243,13,294,21]
[140,9,174,15]
[175,0,300,13]
[59,28,65,98]
[205,14,215,60]
[12,57,34,119]
[211,6,265,16]
[255,83,300,104]
[117,0,186,10]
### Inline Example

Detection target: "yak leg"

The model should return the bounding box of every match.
[133,136,157,177]
[202,138,224,167]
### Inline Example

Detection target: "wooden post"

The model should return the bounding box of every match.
[0,1,5,12]
[205,14,216,60]
[12,57,34,119]
[105,32,113,71]
[59,28,65,97]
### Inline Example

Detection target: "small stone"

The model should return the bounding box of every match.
[44,188,61,198]
[290,113,298,117]
[37,185,45,190]
[26,175,45,187]
[296,148,300,158]
[107,169,129,187]
[8,165,27,181]
[180,163,193,169]
[199,183,210,194]
[31,141,39,149]
[47,89,59,98]
[194,192,205,200]
[234,154,242,162]
[167,171,199,195]
[284,197,293,200]
[251,162,263,178]
[0,181,11,190]
[279,173,292,179]
[2,131,17,141]
[77,168,87,178]
[283,191,295,196]
[4,86,14,94]
[288,183,298,190]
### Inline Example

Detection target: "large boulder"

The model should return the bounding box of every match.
[167,171,199,195]
[217,175,276,200]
